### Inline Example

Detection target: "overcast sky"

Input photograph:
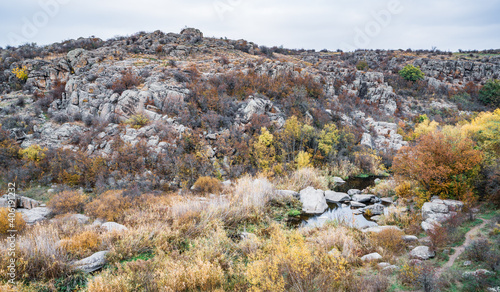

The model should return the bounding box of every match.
[1,0,499,51]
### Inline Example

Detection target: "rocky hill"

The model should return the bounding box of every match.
[1,28,499,189]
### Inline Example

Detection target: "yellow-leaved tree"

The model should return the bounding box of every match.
[318,123,339,161]
[252,127,277,175]
[295,151,312,169]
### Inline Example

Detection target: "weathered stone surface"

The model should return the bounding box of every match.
[101,222,128,232]
[409,246,435,260]
[73,251,109,273]
[363,203,385,215]
[350,201,366,208]
[333,177,346,185]
[19,207,53,224]
[361,252,382,262]
[402,235,419,243]
[324,191,350,203]
[299,187,328,215]
[347,189,361,196]
[352,194,376,203]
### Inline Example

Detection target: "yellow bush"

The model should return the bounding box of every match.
[399,262,423,286]
[246,224,349,291]
[193,176,222,194]
[60,230,101,258]
[19,144,47,162]
[47,190,88,215]
[395,181,415,199]
[12,66,28,81]
[125,114,149,129]
[0,207,26,234]
[85,190,132,221]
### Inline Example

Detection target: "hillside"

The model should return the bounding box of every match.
[0,28,499,291]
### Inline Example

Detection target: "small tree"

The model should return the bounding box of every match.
[479,79,500,107]
[399,64,424,82]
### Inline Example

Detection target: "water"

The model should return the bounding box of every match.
[299,176,384,229]
[300,202,379,229]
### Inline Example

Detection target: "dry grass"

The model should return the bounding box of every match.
[59,230,101,259]
[0,224,71,281]
[276,167,328,192]
[301,222,371,264]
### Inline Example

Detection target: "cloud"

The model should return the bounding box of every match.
[0,0,499,51]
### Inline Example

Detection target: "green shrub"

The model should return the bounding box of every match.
[479,79,500,107]
[356,60,369,71]
[399,64,424,82]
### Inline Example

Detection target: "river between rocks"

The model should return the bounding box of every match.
[299,176,388,229]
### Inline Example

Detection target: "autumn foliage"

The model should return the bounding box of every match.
[392,131,483,201]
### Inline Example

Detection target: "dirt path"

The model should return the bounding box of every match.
[435,218,490,278]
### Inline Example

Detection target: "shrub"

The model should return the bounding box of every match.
[0,207,26,234]
[399,261,423,286]
[47,190,88,215]
[246,224,350,291]
[112,69,142,94]
[12,66,28,81]
[465,238,491,262]
[356,60,369,71]
[85,190,132,221]
[125,113,149,129]
[192,176,222,194]
[392,131,483,201]
[399,64,424,82]
[427,223,449,250]
[19,144,47,162]
[371,227,406,255]
[479,79,500,107]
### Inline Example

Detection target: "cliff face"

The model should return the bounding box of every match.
[1,28,498,186]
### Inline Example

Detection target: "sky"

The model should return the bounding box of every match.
[1,0,499,52]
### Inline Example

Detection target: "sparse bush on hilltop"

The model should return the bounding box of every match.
[399,64,424,82]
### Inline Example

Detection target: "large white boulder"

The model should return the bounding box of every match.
[299,187,328,215]
[409,246,435,260]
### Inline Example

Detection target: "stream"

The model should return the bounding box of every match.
[299,176,386,229]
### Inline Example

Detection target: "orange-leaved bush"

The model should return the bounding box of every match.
[47,190,88,215]
[192,176,222,194]
[392,131,483,202]
[85,190,132,221]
